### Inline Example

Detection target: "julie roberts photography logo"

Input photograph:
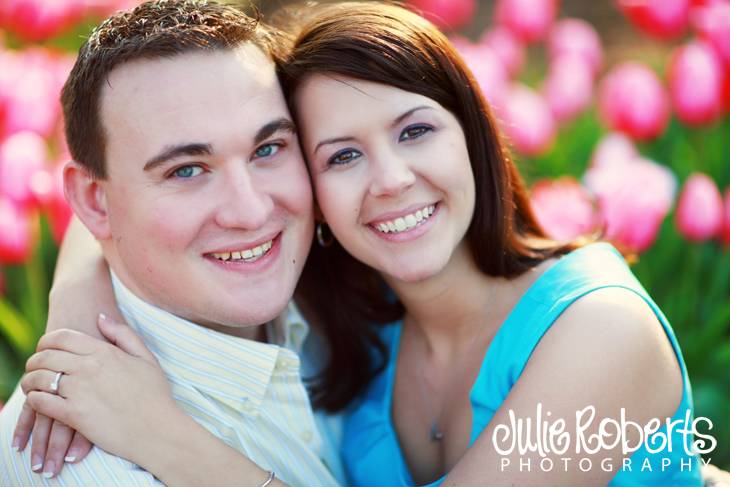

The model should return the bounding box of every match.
[492,403,717,473]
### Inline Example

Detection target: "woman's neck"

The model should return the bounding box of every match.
[384,243,511,361]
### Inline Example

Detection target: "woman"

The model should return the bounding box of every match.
[15,2,703,485]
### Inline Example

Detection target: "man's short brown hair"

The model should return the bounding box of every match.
[62,0,288,179]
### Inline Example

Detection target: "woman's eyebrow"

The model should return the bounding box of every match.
[313,106,435,155]
[390,105,434,127]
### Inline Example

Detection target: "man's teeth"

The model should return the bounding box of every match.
[211,240,273,262]
[375,205,435,234]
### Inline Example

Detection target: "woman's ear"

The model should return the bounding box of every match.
[63,162,112,240]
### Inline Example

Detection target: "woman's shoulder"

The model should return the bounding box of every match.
[533,286,683,416]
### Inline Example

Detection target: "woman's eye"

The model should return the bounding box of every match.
[399,125,432,142]
[328,149,361,166]
[253,143,281,159]
[172,165,203,179]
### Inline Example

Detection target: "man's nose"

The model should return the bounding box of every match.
[214,167,274,230]
[367,151,416,198]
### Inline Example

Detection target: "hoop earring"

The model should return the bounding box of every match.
[316,222,334,247]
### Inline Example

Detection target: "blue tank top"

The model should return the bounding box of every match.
[341,243,702,486]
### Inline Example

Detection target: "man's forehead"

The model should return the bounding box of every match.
[98,44,289,165]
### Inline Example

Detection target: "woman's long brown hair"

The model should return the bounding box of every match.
[282,1,581,412]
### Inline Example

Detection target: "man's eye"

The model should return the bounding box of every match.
[328,149,361,166]
[172,165,203,178]
[399,125,432,142]
[253,143,281,159]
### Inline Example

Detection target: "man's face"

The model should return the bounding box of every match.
[98,44,313,331]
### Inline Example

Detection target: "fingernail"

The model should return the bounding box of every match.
[65,453,77,463]
[31,459,43,471]
[42,461,55,478]
[98,312,107,322]
[11,437,19,452]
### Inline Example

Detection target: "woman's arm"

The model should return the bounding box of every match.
[443,287,685,486]
[48,216,124,335]
[22,319,289,487]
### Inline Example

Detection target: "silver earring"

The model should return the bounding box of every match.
[316,222,334,247]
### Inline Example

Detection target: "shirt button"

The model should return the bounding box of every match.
[300,430,313,442]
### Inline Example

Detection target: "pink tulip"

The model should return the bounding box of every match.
[37,162,72,244]
[0,0,85,42]
[618,0,691,39]
[675,173,724,241]
[543,55,594,123]
[590,132,639,168]
[692,1,730,66]
[406,0,476,30]
[585,157,676,252]
[0,197,34,264]
[0,131,48,209]
[500,83,556,156]
[548,18,604,76]
[668,41,724,125]
[0,48,72,139]
[530,177,600,241]
[480,26,525,78]
[495,0,560,43]
[452,38,510,110]
[598,62,670,141]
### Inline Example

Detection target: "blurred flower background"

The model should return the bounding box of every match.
[0,0,729,468]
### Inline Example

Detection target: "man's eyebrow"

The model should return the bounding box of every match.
[143,143,213,171]
[313,105,435,155]
[254,118,297,146]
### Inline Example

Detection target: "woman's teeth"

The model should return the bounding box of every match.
[211,240,273,263]
[375,205,435,234]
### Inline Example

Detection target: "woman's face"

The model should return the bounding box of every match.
[295,75,476,283]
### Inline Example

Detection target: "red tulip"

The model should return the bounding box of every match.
[598,62,670,141]
[668,41,724,125]
[406,0,476,30]
[0,0,85,42]
[585,157,676,252]
[590,132,639,168]
[692,1,730,66]
[500,83,556,156]
[495,0,560,43]
[548,18,604,76]
[480,26,526,78]
[676,173,724,241]
[618,0,691,39]
[452,38,510,110]
[0,197,34,264]
[531,177,600,241]
[543,55,594,123]
[0,131,48,209]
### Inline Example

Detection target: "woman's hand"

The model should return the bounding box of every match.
[20,314,178,467]
[11,217,123,478]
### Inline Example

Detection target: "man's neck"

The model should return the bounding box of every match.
[199,321,268,342]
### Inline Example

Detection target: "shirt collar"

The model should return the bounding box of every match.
[110,271,309,414]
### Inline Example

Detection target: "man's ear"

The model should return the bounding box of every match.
[63,162,112,240]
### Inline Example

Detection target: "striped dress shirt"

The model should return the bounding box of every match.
[0,272,342,486]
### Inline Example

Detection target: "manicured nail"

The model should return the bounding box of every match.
[31,460,43,472]
[98,312,107,322]
[11,437,19,452]
[65,454,77,463]
[42,461,55,478]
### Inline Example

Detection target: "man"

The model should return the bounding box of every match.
[0,1,342,485]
